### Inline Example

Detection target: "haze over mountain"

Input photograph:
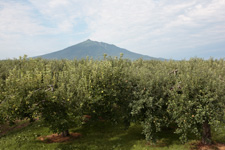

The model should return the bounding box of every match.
[35,40,164,60]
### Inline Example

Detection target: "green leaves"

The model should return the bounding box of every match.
[167,58,225,143]
[0,57,224,143]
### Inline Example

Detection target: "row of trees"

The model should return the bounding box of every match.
[0,56,224,144]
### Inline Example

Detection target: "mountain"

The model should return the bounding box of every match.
[35,39,165,60]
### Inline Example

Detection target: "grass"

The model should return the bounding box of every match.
[212,122,225,144]
[0,120,224,150]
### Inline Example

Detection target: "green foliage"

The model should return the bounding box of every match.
[168,59,225,143]
[0,56,224,144]
[81,58,136,126]
[131,60,176,141]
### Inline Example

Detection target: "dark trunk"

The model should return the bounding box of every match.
[9,120,15,126]
[29,117,35,123]
[61,130,70,137]
[201,121,212,145]
[124,119,130,130]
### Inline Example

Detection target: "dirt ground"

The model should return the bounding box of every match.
[0,120,30,136]
[37,132,82,143]
[194,142,225,150]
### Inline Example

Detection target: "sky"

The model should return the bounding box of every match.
[0,0,225,60]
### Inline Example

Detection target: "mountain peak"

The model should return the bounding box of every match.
[82,39,97,44]
[35,40,165,60]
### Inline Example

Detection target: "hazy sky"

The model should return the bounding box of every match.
[0,0,225,60]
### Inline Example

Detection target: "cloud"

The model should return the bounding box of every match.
[0,0,87,59]
[28,0,85,33]
[0,0,224,59]
[0,0,83,38]
[0,1,49,37]
[85,0,225,58]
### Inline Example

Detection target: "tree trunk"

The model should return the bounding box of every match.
[201,121,212,145]
[61,130,70,137]
[9,120,15,126]
[124,119,130,130]
[29,117,35,123]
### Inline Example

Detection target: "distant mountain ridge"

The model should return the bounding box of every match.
[35,39,165,60]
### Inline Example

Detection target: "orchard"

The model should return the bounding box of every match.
[0,55,224,145]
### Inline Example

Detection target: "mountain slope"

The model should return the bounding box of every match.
[35,39,164,60]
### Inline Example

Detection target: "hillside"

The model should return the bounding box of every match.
[35,39,165,60]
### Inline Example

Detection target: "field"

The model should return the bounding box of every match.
[1,119,225,150]
[0,56,225,149]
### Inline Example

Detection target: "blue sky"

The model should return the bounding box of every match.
[0,0,224,60]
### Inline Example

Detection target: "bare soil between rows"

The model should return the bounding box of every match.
[191,142,225,150]
[37,132,82,143]
[0,120,30,136]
